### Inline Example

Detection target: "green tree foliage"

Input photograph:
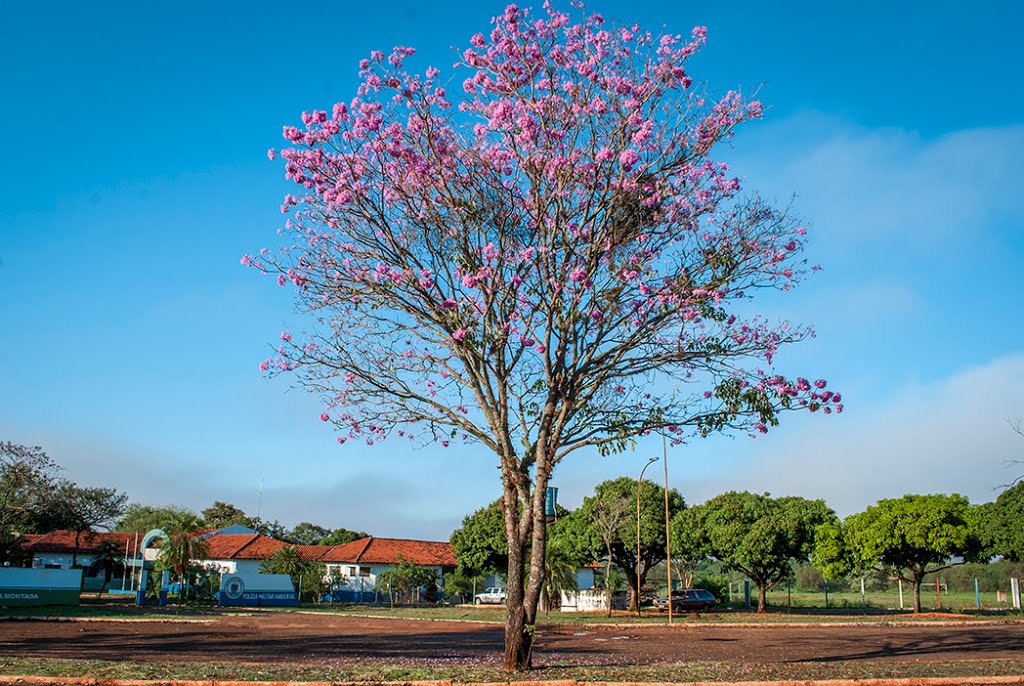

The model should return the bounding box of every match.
[442,567,490,603]
[200,501,257,530]
[260,544,316,599]
[552,493,625,616]
[321,527,371,546]
[159,512,210,605]
[453,499,582,582]
[814,494,985,613]
[0,442,59,562]
[299,561,333,603]
[376,557,438,605]
[564,477,685,610]
[36,484,129,566]
[451,499,510,575]
[538,536,579,613]
[90,540,125,596]
[982,482,1024,562]
[115,503,199,533]
[678,491,835,613]
[287,522,332,545]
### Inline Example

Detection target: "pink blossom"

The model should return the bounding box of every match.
[320,413,330,421]
[267,148,276,161]
[619,148,640,169]
[569,267,588,283]
[452,328,469,341]
[259,359,271,372]
[280,331,292,342]
[813,378,827,389]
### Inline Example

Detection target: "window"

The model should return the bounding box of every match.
[359,566,371,577]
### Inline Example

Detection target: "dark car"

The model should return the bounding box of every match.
[652,588,717,612]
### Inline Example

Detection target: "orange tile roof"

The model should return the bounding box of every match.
[319,537,456,566]
[294,544,333,561]
[22,531,458,568]
[22,530,139,556]
[202,533,289,560]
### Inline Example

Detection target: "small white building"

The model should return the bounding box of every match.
[21,530,136,591]
[316,536,457,601]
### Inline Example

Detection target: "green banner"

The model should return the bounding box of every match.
[0,589,80,607]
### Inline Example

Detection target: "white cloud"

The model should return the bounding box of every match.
[733,114,1024,252]
[683,352,1024,515]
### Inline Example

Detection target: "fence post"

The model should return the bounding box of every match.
[975,578,980,610]
[824,578,829,609]
[860,577,865,606]
[936,578,942,610]
[899,579,904,610]
[1012,578,1021,610]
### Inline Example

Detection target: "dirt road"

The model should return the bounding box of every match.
[2,612,1022,668]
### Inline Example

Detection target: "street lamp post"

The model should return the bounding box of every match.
[637,456,658,618]
[662,434,673,625]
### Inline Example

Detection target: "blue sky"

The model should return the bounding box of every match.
[2,1,1022,539]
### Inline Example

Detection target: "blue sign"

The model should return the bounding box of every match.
[219,590,298,607]
[218,573,299,607]
[545,487,559,517]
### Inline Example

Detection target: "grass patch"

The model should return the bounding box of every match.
[6,602,1021,625]
[0,606,222,622]
[290,603,1023,625]
[762,588,1020,613]
[3,656,1024,683]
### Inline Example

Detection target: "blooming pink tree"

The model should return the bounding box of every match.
[247,3,841,671]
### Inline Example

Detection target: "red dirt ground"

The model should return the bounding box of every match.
[2,612,1023,669]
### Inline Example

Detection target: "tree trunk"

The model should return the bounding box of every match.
[605,546,614,617]
[757,582,768,614]
[502,482,533,671]
[913,577,922,614]
[72,530,81,567]
[623,565,639,611]
[500,452,554,671]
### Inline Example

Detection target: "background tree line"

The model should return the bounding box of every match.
[451,476,1024,614]
[1,441,369,568]
[6,439,1023,615]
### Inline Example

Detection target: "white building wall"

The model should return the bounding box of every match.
[32,552,97,570]
[560,589,628,612]
[323,562,446,592]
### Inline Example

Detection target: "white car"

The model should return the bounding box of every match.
[474,586,506,605]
